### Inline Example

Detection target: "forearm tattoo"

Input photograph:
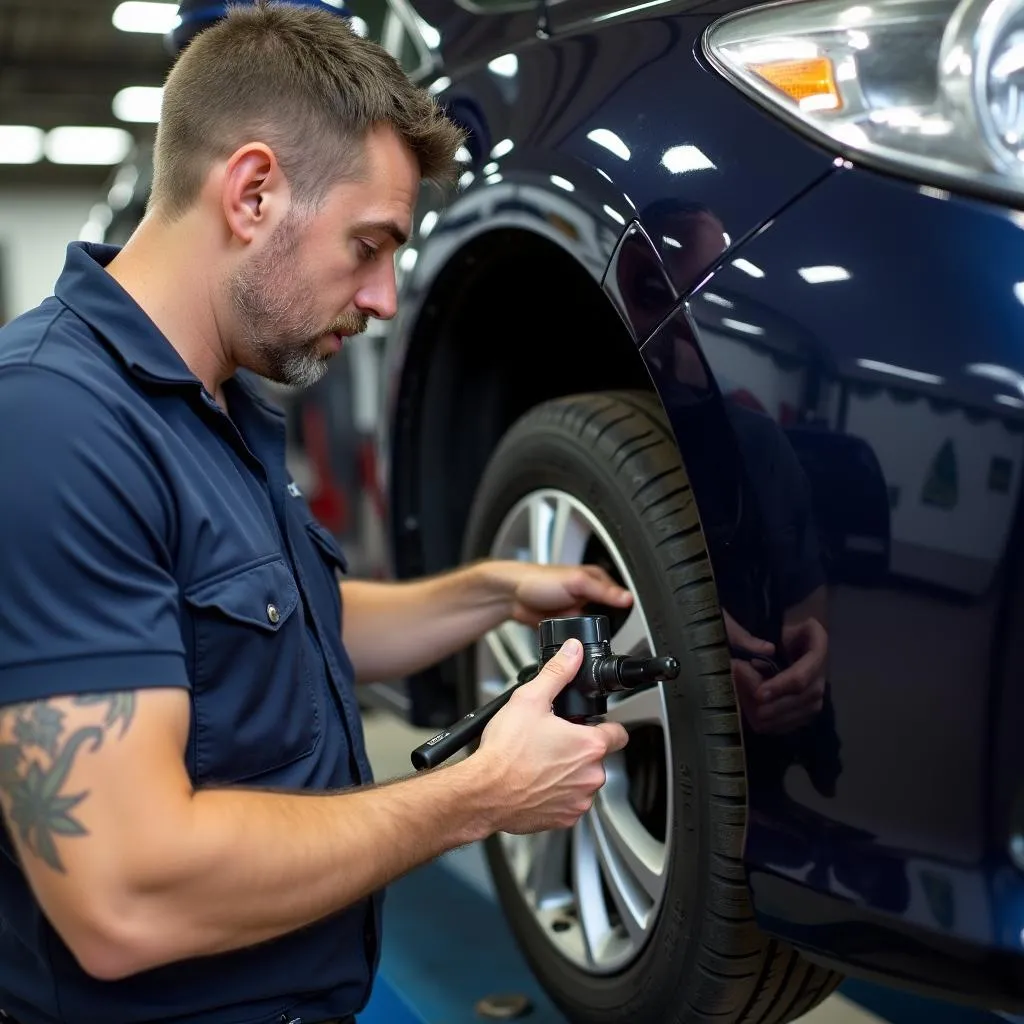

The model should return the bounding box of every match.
[0,693,136,872]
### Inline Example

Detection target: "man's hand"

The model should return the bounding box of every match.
[724,610,827,734]
[487,560,634,627]
[475,639,629,834]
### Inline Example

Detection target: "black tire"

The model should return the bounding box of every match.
[457,390,842,1024]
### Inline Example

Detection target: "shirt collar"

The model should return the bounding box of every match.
[54,241,285,425]
[55,241,200,387]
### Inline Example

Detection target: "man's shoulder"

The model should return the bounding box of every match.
[0,298,133,414]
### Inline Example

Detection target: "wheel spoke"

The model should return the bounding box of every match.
[604,685,666,729]
[611,603,651,658]
[525,829,572,911]
[594,778,667,902]
[589,807,650,945]
[551,495,592,566]
[572,815,612,968]
[529,495,557,564]
[483,622,536,684]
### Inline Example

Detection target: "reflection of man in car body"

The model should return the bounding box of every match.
[631,198,830,739]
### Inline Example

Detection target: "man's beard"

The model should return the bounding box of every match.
[229,214,367,389]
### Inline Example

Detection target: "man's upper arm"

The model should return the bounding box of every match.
[0,366,192,888]
[0,366,188,699]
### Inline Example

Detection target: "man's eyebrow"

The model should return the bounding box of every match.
[353,220,409,247]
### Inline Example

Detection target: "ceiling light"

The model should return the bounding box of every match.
[798,265,851,283]
[550,175,575,191]
[703,292,734,308]
[604,205,626,225]
[587,128,631,160]
[347,15,369,37]
[488,54,519,77]
[857,358,943,385]
[661,145,715,173]
[732,258,765,278]
[45,127,133,166]
[0,126,45,164]
[112,1,179,34]
[491,138,514,158]
[722,317,764,335]
[113,86,163,124]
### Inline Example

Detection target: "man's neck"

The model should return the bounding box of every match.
[105,211,234,396]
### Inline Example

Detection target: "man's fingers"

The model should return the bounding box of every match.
[522,639,584,703]
[594,721,629,753]
[759,658,819,700]
[578,566,634,606]
[723,611,774,656]
[732,660,765,702]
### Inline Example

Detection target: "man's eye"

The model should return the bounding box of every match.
[358,240,378,261]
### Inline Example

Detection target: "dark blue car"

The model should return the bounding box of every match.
[364,0,1024,1019]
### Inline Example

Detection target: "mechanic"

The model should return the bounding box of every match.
[0,5,632,1024]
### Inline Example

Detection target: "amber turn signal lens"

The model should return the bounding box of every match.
[749,57,841,111]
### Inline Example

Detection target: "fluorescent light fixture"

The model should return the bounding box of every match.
[459,170,475,190]
[966,362,1024,396]
[703,292,734,308]
[428,76,452,97]
[1015,281,1024,304]
[662,235,682,248]
[723,232,731,246]
[455,145,472,164]
[661,145,715,173]
[488,54,518,77]
[347,15,369,37]
[594,0,673,21]
[112,1,179,33]
[587,128,630,161]
[491,138,514,158]
[45,127,133,166]
[722,318,764,335]
[732,258,765,278]
[398,248,418,273]
[857,358,944,385]
[996,394,1024,409]
[485,173,503,184]
[482,161,499,176]
[419,210,439,237]
[603,204,626,225]
[113,86,163,124]
[0,125,45,164]
[550,175,575,192]
[798,265,851,284]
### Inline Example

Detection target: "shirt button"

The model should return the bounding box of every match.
[267,603,280,624]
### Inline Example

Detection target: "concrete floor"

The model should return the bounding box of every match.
[359,706,890,1024]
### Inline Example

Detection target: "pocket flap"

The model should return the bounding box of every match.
[184,557,299,632]
[305,520,349,575]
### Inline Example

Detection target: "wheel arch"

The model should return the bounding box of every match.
[385,226,661,720]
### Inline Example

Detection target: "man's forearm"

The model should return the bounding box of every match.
[87,757,496,979]
[340,562,514,683]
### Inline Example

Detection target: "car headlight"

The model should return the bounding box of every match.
[703,0,1024,203]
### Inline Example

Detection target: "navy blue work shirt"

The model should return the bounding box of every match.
[0,242,380,1024]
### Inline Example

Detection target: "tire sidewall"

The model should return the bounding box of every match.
[457,414,726,1021]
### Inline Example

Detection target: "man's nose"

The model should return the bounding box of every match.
[355,262,398,321]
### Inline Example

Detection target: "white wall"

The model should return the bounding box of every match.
[0,188,99,322]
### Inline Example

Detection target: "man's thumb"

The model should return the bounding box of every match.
[527,639,583,702]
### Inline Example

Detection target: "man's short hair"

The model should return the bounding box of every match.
[150,0,465,218]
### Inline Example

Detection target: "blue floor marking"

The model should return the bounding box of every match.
[360,852,1009,1024]
[360,858,568,1023]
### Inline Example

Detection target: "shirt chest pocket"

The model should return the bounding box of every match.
[182,556,321,785]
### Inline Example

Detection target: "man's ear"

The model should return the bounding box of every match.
[220,143,285,243]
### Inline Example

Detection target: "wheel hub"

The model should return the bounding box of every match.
[477,488,675,975]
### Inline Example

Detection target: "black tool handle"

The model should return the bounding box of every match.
[410,663,541,771]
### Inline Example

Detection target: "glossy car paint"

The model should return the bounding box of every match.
[377,0,1024,1007]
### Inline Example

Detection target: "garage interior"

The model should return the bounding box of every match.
[0,2,1020,1024]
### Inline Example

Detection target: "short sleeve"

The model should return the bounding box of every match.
[0,366,189,705]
